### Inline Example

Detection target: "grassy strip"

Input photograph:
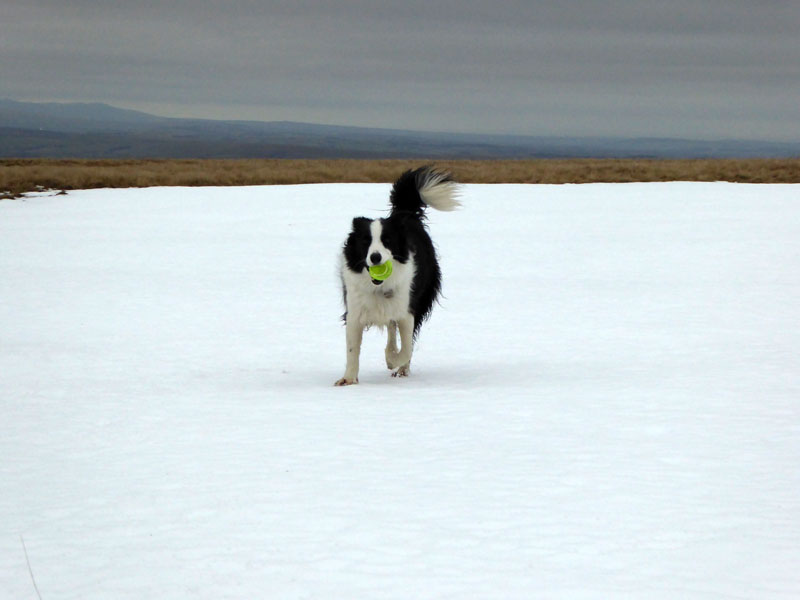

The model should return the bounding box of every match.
[2,158,799,198]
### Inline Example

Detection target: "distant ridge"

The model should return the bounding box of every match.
[2,99,798,159]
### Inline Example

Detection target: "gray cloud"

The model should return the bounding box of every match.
[2,0,799,140]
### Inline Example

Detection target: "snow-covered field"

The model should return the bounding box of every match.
[2,182,799,599]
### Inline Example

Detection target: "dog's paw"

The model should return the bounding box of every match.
[334,377,358,386]
[387,351,412,371]
[391,365,410,378]
[385,350,400,370]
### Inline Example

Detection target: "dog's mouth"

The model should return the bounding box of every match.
[371,277,383,285]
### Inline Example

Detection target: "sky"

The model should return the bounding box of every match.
[2,0,799,141]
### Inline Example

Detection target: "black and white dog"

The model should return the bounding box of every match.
[335,167,460,386]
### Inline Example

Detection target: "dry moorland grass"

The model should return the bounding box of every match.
[2,158,799,198]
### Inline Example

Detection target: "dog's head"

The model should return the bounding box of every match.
[344,217,409,285]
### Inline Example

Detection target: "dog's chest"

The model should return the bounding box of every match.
[341,251,415,327]
[349,283,409,326]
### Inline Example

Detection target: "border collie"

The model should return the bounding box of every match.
[335,166,460,386]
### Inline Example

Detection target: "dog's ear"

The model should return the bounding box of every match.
[351,216,371,232]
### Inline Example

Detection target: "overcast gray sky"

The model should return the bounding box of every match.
[2,0,799,140]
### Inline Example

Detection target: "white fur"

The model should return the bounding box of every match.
[367,219,390,265]
[340,251,416,329]
[419,174,461,212]
[335,252,416,385]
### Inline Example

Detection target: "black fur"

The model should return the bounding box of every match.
[343,217,374,273]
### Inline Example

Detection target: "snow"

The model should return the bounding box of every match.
[1,182,799,599]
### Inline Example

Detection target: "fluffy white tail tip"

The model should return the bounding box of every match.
[419,174,462,212]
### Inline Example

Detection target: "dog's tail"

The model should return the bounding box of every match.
[389,166,461,219]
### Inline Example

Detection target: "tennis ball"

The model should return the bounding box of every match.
[368,260,393,281]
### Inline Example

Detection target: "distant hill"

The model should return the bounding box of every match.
[2,99,798,159]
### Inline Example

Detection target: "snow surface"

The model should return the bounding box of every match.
[1,182,799,599]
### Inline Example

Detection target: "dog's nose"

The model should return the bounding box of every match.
[370,252,382,265]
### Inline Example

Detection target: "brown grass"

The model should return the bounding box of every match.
[2,158,799,198]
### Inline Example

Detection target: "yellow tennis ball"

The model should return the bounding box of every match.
[368,260,393,281]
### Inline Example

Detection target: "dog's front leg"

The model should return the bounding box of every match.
[385,321,398,369]
[335,317,363,386]
[390,315,414,377]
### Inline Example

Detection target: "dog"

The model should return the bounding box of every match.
[335,166,460,386]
